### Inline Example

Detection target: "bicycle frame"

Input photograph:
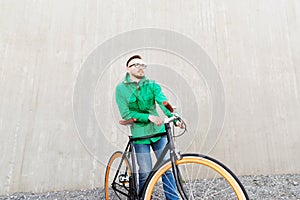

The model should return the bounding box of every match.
[111,121,187,199]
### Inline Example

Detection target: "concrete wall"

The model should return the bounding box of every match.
[0,0,299,195]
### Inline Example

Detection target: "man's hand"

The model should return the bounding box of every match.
[175,117,187,129]
[175,120,185,129]
[148,115,163,126]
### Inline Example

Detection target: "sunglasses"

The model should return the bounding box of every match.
[128,63,147,69]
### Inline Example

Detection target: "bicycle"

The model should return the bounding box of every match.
[104,101,249,199]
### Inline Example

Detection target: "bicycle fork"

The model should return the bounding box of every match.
[165,123,188,200]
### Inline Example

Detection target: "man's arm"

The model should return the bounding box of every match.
[115,86,149,122]
[152,81,184,127]
[152,82,173,117]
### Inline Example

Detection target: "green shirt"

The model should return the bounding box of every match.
[115,73,173,144]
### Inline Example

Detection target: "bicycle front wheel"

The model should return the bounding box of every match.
[144,154,249,200]
[104,151,132,200]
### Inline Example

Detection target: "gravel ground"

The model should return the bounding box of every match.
[0,174,299,200]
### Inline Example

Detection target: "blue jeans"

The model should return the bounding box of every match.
[134,136,179,200]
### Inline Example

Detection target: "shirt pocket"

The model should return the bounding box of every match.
[142,92,155,110]
[128,95,139,111]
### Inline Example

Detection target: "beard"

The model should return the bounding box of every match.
[132,71,145,79]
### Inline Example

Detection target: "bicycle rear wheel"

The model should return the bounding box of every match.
[144,154,249,200]
[104,151,132,200]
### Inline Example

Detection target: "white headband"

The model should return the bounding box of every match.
[127,58,146,67]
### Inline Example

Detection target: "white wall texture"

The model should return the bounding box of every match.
[0,0,300,195]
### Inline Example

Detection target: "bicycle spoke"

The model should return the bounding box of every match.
[151,181,179,199]
[192,160,207,195]
[184,163,195,198]
[210,180,239,199]
[206,183,232,198]
[151,172,179,199]
[163,171,177,191]
[203,172,218,198]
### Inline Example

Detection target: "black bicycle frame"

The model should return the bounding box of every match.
[111,122,188,199]
[111,140,138,199]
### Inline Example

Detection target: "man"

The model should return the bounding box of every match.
[115,55,179,199]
